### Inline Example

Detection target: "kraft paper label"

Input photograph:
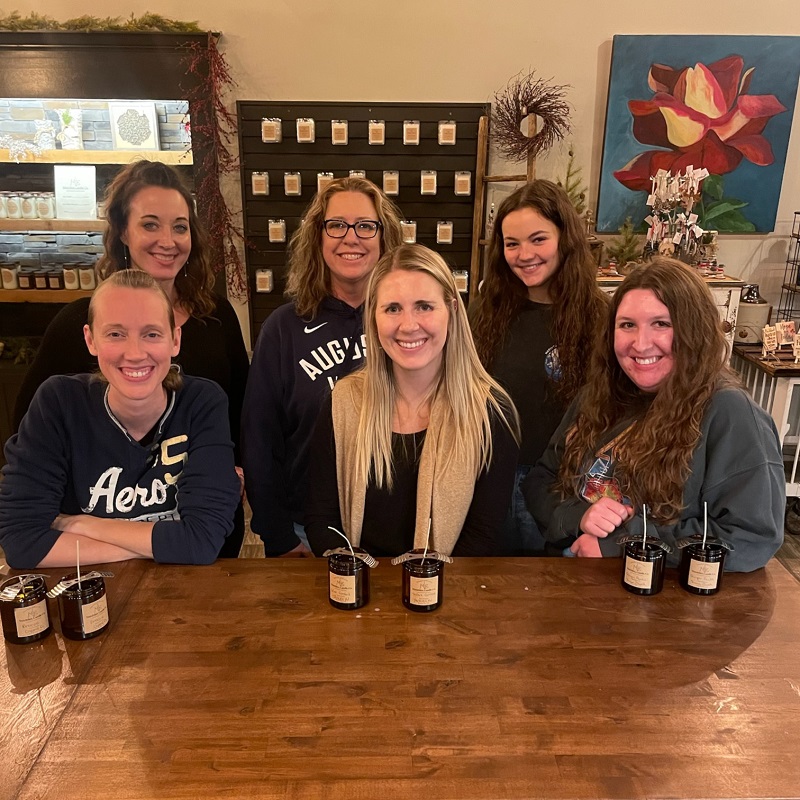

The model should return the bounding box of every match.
[409,576,439,606]
[80,594,109,635]
[624,557,654,590]
[329,573,356,605]
[688,558,721,590]
[14,599,49,637]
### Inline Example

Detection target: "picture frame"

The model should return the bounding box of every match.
[108,101,160,150]
[596,35,800,234]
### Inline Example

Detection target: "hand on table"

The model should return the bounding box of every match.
[569,533,604,558]
[280,542,314,558]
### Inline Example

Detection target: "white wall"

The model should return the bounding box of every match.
[23,1,800,342]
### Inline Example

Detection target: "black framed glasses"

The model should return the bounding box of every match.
[323,219,382,239]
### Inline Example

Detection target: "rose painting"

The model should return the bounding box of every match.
[596,36,800,233]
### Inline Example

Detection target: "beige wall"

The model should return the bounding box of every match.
[26,1,800,341]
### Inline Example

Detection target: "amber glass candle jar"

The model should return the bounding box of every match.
[402,551,444,612]
[328,550,370,610]
[57,573,109,640]
[621,542,666,596]
[1,575,52,645]
[679,543,726,595]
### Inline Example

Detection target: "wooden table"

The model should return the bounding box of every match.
[2,558,799,800]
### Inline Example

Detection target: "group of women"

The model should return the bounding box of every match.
[0,161,785,574]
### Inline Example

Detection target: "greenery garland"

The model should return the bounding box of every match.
[0,12,202,32]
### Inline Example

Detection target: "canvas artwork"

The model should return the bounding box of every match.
[108,101,160,150]
[596,35,800,233]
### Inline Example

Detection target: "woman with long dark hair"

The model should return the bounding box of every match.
[470,179,607,555]
[524,257,783,571]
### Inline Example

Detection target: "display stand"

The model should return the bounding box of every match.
[777,211,800,322]
[236,101,486,342]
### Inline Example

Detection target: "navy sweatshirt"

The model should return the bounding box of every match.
[242,296,367,555]
[0,374,240,568]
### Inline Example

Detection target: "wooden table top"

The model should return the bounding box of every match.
[2,557,799,800]
[733,342,800,377]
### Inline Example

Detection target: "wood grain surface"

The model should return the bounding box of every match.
[3,558,799,800]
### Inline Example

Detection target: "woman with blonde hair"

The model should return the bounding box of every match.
[305,244,520,558]
[524,257,783,571]
[1,270,240,567]
[243,176,403,556]
[470,179,607,555]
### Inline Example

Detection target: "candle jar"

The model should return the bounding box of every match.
[36,192,56,220]
[34,269,49,290]
[63,265,80,290]
[17,268,35,290]
[5,192,22,220]
[47,268,64,290]
[78,266,96,290]
[1,575,52,645]
[621,541,666,596]
[0,192,7,219]
[21,193,37,220]
[1,264,19,290]
[402,551,444,612]
[328,549,370,610]
[57,572,109,640]
[679,543,726,595]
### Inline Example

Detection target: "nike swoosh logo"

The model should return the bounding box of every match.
[304,322,328,334]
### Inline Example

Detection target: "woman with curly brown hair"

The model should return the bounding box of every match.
[242,176,403,557]
[12,160,249,557]
[524,258,784,572]
[470,179,607,555]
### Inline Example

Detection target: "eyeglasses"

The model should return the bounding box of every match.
[323,219,382,239]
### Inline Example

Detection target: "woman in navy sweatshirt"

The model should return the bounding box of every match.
[0,270,240,568]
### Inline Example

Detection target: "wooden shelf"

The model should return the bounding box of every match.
[1,289,92,303]
[0,218,105,232]
[0,148,192,165]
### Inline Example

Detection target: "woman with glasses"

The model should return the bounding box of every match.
[242,176,403,556]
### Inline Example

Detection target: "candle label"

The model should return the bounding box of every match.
[331,120,348,145]
[403,121,420,145]
[437,222,454,244]
[623,556,654,590]
[400,221,417,243]
[255,269,273,293]
[296,118,316,143]
[368,120,385,145]
[268,220,287,242]
[329,573,356,605]
[420,171,437,195]
[284,173,301,196]
[687,558,721,590]
[383,171,400,195]
[261,118,282,142]
[251,172,269,195]
[80,594,109,635]
[454,171,472,196]
[409,576,438,606]
[14,599,49,638]
[438,120,456,145]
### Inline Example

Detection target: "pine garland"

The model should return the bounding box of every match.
[0,12,202,32]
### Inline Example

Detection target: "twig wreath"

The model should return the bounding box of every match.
[491,71,571,162]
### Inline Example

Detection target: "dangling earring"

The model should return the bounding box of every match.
[183,262,188,278]
[123,244,130,269]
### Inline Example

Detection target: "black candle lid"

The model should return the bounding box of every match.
[617,534,674,553]
[676,533,734,551]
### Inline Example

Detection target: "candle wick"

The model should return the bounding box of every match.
[422,518,432,565]
[702,501,708,549]
[328,526,356,563]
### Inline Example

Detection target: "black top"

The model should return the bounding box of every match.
[305,396,519,558]
[12,294,250,460]
[489,300,567,466]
